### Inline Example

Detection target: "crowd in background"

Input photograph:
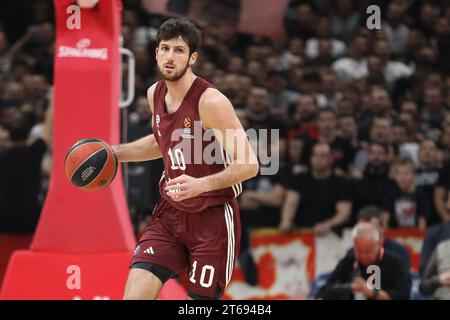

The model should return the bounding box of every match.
[1,0,450,299]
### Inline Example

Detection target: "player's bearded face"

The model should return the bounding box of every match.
[157,39,192,82]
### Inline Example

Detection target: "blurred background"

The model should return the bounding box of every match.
[1,0,450,300]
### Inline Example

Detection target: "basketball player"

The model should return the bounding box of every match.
[111,18,259,300]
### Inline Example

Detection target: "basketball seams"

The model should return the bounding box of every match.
[64,138,102,164]
[65,142,104,178]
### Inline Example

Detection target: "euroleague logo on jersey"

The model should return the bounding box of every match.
[182,117,193,138]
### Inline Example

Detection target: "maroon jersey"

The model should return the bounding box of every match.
[152,77,242,213]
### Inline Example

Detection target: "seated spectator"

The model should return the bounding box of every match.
[373,39,414,85]
[288,94,319,140]
[420,219,450,276]
[352,143,394,217]
[421,86,447,141]
[369,86,396,119]
[279,37,304,71]
[300,108,355,175]
[332,36,368,84]
[347,206,411,270]
[331,0,361,42]
[434,159,450,223]
[353,117,394,175]
[316,71,342,109]
[287,94,319,164]
[364,55,389,88]
[284,3,317,41]
[398,110,422,145]
[337,114,358,149]
[415,139,441,226]
[244,87,288,161]
[280,142,352,235]
[383,159,429,230]
[305,17,346,60]
[266,70,300,113]
[308,39,335,68]
[419,238,450,299]
[316,222,411,300]
[382,1,409,56]
[416,3,439,39]
[394,121,420,167]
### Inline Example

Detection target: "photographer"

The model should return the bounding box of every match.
[316,222,411,300]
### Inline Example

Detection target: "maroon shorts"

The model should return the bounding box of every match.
[130,198,241,299]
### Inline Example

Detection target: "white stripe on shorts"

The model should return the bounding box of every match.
[224,203,235,286]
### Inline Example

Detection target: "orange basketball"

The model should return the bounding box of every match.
[64,138,118,191]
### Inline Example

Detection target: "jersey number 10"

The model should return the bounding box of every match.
[168,148,186,170]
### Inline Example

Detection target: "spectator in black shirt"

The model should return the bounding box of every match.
[415,139,441,226]
[351,143,394,224]
[300,108,355,175]
[244,87,288,162]
[0,99,52,233]
[316,222,411,300]
[353,117,394,177]
[239,165,285,228]
[383,159,429,230]
[280,142,352,235]
[434,159,450,223]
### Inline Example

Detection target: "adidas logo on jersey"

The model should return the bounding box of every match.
[144,247,154,255]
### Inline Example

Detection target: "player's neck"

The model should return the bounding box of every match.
[165,72,197,103]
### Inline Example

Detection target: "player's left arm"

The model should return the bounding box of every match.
[165,88,259,202]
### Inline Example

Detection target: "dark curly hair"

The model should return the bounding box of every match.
[156,18,202,56]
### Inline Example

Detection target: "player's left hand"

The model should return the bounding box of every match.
[165,174,206,202]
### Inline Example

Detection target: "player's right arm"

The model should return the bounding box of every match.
[111,84,162,163]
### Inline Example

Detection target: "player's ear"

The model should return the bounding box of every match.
[189,51,198,66]
[155,46,159,61]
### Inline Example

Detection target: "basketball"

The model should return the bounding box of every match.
[64,138,118,191]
